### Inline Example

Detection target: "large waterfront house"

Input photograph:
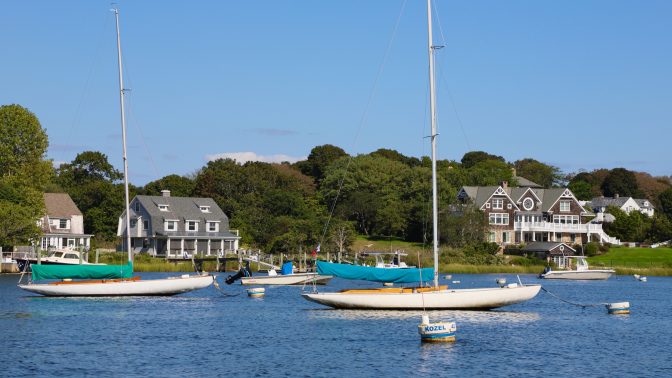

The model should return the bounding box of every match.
[456,181,620,246]
[39,193,92,251]
[117,190,240,258]
[588,195,655,219]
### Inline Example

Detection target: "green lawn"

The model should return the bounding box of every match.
[589,246,672,268]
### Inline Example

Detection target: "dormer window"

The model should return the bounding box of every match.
[158,204,169,212]
[199,205,211,213]
[186,221,199,232]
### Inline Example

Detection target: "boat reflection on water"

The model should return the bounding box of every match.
[306,309,541,323]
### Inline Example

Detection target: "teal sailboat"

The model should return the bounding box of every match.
[18,8,213,296]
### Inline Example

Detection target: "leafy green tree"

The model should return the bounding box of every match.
[601,168,641,197]
[659,188,672,220]
[465,159,513,186]
[647,214,672,243]
[513,158,563,187]
[55,151,130,241]
[0,104,52,247]
[568,180,594,200]
[143,174,195,197]
[370,148,421,167]
[603,206,650,242]
[460,151,504,169]
[295,144,348,185]
[0,104,53,189]
[440,204,487,247]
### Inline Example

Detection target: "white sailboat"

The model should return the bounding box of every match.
[18,8,213,296]
[302,0,541,310]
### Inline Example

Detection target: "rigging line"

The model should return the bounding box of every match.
[118,44,161,180]
[318,0,409,245]
[63,12,110,162]
[540,286,605,308]
[432,0,472,151]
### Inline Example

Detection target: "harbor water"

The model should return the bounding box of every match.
[1,273,670,377]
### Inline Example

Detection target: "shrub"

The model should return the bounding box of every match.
[584,242,599,257]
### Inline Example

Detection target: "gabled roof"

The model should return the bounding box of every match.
[635,199,654,209]
[590,196,631,208]
[132,195,227,221]
[522,242,575,253]
[514,176,542,188]
[44,193,82,217]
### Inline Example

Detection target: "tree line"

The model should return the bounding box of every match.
[2,104,672,253]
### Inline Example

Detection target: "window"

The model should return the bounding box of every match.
[502,232,509,243]
[130,219,137,228]
[492,198,504,209]
[143,220,149,230]
[158,204,169,212]
[199,206,211,213]
[134,201,140,212]
[164,220,178,231]
[64,253,79,259]
[507,203,512,209]
[207,222,219,232]
[186,221,198,232]
[489,213,509,225]
[560,200,571,212]
[485,203,491,209]
[488,232,496,242]
[523,198,534,211]
[553,215,579,224]
[59,219,69,229]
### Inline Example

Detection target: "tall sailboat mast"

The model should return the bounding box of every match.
[427,0,439,288]
[113,8,132,263]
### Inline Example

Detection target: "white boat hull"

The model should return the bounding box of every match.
[18,274,214,297]
[302,284,541,310]
[241,273,332,286]
[540,270,614,280]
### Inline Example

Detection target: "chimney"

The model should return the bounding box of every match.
[161,190,171,197]
[614,193,619,198]
[501,181,508,189]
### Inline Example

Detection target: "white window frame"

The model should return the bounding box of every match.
[186,220,199,232]
[492,198,504,209]
[158,204,169,212]
[489,213,509,225]
[199,206,211,213]
[207,221,220,232]
[523,197,534,211]
[143,220,149,230]
[164,220,178,231]
[58,219,69,229]
[560,200,571,212]
[130,219,137,228]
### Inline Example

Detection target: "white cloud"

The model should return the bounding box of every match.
[205,152,306,164]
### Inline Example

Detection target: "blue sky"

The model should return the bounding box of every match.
[2,1,670,185]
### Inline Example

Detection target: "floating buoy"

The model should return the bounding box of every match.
[452,280,460,284]
[418,315,456,343]
[496,278,507,287]
[444,275,452,280]
[639,276,647,282]
[247,287,265,298]
[606,302,630,315]
[383,282,394,287]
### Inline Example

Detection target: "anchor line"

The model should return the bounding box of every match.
[540,287,605,308]
[212,277,240,297]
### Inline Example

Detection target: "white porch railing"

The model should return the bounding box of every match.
[513,221,620,245]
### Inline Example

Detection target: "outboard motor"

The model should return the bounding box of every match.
[225,261,252,284]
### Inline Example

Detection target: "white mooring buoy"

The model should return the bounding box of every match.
[247,287,265,298]
[606,302,630,315]
[418,315,456,343]
[444,275,452,280]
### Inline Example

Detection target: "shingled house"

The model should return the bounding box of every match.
[588,195,655,219]
[117,190,240,258]
[456,181,619,246]
[39,193,92,251]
